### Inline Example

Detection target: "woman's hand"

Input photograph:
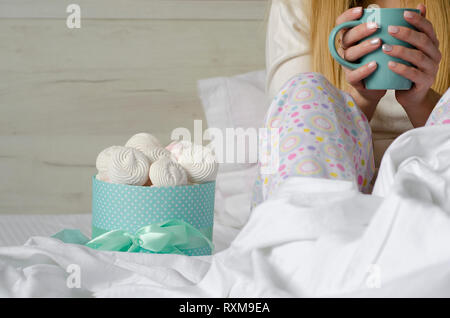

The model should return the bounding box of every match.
[336,7,386,121]
[382,4,442,127]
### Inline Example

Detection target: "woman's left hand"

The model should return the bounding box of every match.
[382,4,442,126]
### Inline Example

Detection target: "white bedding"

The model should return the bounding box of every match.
[1,124,450,297]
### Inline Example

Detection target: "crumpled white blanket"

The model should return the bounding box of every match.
[1,125,450,297]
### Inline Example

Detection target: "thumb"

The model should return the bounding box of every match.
[417,3,426,17]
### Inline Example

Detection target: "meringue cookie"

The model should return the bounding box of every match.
[96,145,124,175]
[96,172,110,183]
[108,147,150,186]
[166,140,195,161]
[147,147,171,163]
[149,157,188,187]
[166,140,180,153]
[170,141,218,183]
[125,133,162,161]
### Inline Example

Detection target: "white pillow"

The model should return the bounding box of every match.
[197,70,269,228]
[197,70,269,172]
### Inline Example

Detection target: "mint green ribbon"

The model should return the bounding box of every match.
[52,219,214,255]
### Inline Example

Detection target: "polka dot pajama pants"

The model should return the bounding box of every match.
[426,91,450,126]
[251,72,450,208]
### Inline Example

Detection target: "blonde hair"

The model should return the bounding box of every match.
[303,0,450,94]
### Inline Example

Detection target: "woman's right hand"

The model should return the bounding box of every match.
[336,7,386,121]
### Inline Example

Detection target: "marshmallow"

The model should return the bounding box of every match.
[125,133,162,162]
[149,157,188,187]
[169,141,218,183]
[96,146,124,175]
[108,147,150,186]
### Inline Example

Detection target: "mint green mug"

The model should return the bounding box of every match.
[328,8,419,90]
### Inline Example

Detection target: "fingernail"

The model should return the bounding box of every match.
[388,26,399,33]
[370,38,380,45]
[404,11,414,18]
[368,61,377,68]
[367,22,379,29]
[389,61,397,68]
[353,7,363,14]
[382,44,393,52]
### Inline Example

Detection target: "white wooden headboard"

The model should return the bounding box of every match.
[0,0,266,214]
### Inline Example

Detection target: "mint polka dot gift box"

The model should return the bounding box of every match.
[51,134,218,256]
[91,177,216,256]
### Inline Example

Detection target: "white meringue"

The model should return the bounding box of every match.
[125,133,162,162]
[149,157,188,187]
[169,141,218,183]
[96,145,124,175]
[166,140,180,153]
[108,147,150,186]
[166,140,195,161]
[147,147,171,163]
[96,172,110,183]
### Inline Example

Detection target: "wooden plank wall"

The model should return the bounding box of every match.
[0,0,266,214]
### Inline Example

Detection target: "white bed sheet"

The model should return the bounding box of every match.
[0,124,450,297]
[0,214,240,255]
[0,214,91,247]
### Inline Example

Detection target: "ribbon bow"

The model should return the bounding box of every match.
[53,219,214,255]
